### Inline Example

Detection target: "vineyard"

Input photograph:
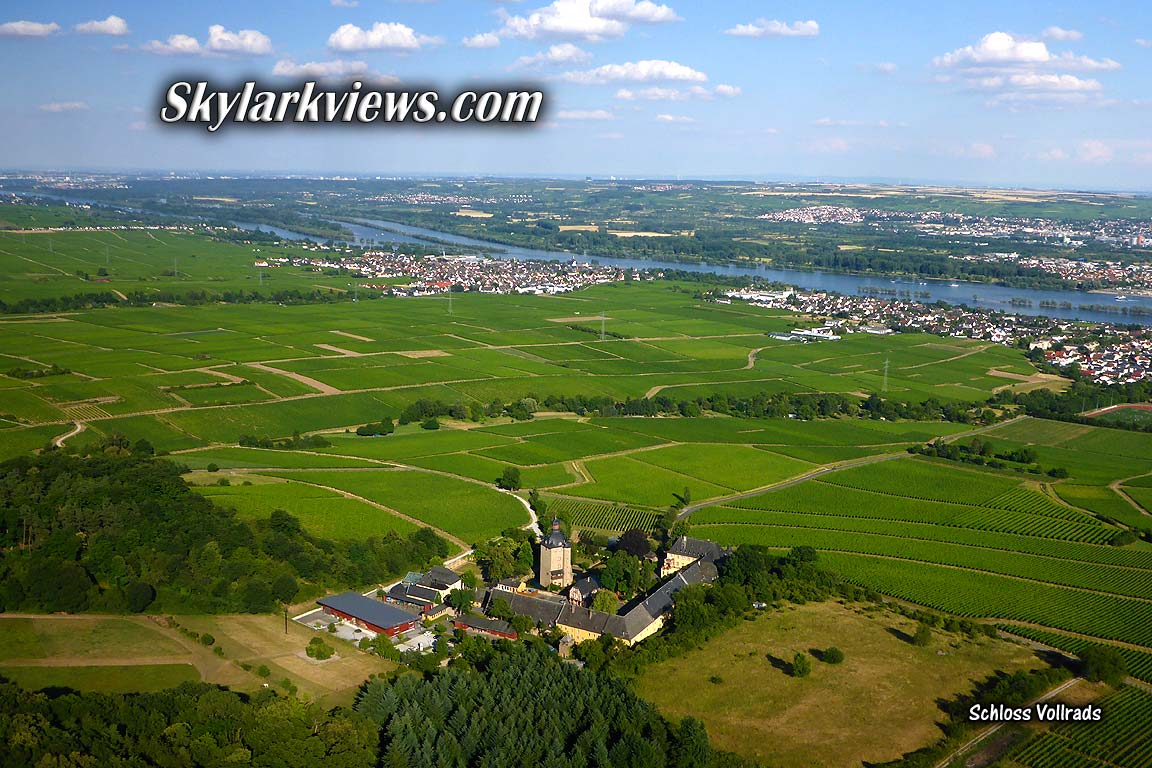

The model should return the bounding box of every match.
[1008,686,1152,768]
[998,625,1152,684]
[689,524,1152,599]
[725,481,1115,544]
[547,498,662,533]
[808,552,1152,647]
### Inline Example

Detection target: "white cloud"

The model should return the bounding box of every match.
[935,31,1049,67]
[598,131,625,140]
[331,0,359,6]
[724,19,819,38]
[142,33,203,55]
[512,43,591,68]
[615,83,736,100]
[556,109,614,120]
[462,32,500,48]
[328,22,441,51]
[39,101,88,112]
[0,20,60,37]
[272,59,396,82]
[588,0,680,24]
[655,113,694,123]
[499,0,627,41]
[968,142,996,158]
[207,24,272,55]
[1078,139,1113,163]
[1138,39,1152,48]
[75,15,129,36]
[1006,72,1100,91]
[934,31,1117,71]
[142,25,272,56]
[872,61,897,75]
[564,59,707,84]
[1037,147,1068,161]
[1043,26,1082,41]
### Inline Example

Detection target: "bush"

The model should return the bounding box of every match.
[421,417,441,430]
[823,647,844,664]
[206,463,219,473]
[791,652,811,678]
[216,477,230,487]
[199,633,216,647]
[306,636,335,661]
[913,622,933,647]
[1080,646,1127,687]
[257,664,271,677]
[124,582,156,613]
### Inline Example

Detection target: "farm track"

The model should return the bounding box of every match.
[678,452,909,518]
[243,362,340,395]
[1111,475,1151,517]
[52,421,85,447]
[932,677,1083,768]
[240,473,470,553]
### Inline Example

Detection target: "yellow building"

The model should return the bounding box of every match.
[538,517,573,588]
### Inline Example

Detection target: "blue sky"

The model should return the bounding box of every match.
[1,0,1150,189]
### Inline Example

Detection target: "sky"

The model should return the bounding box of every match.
[1,0,1151,189]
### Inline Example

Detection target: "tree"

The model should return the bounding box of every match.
[590,590,618,614]
[1080,646,1127,687]
[131,438,154,456]
[791,651,811,678]
[913,622,933,647]
[271,573,299,603]
[617,528,651,559]
[823,647,845,664]
[446,588,475,614]
[206,463,220,473]
[124,581,156,613]
[499,466,521,491]
[421,417,440,430]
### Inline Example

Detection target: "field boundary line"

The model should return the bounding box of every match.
[679,452,908,518]
[690,520,1152,573]
[237,473,470,553]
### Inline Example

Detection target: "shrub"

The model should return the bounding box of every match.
[913,622,933,647]
[257,664,271,678]
[199,633,216,647]
[206,463,219,473]
[792,652,811,678]
[823,647,844,664]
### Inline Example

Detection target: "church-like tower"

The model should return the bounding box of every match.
[538,517,572,588]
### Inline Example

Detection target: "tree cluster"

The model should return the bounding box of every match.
[355,642,749,768]
[238,431,331,450]
[0,452,448,615]
[0,679,377,768]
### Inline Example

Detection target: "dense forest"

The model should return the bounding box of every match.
[355,642,749,768]
[0,450,449,614]
[0,678,377,768]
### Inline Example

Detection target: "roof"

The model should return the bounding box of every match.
[454,614,516,636]
[317,592,419,630]
[420,566,462,590]
[542,517,571,549]
[569,575,600,596]
[667,535,725,563]
[387,583,440,605]
[502,591,566,626]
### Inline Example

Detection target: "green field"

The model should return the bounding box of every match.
[0,664,200,693]
[262,469,528,544]
[191,475,421,540]
[635,601,1042,768]
[1008,685,1152,768]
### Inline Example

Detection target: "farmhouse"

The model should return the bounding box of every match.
[317,592,420,637]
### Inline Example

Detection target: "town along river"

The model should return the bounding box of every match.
[331,217,1152,327]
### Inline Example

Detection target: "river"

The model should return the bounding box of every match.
[339,217,1152,326]
[10,190,1152,325]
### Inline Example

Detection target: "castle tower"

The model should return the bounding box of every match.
[538,517,572,589]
